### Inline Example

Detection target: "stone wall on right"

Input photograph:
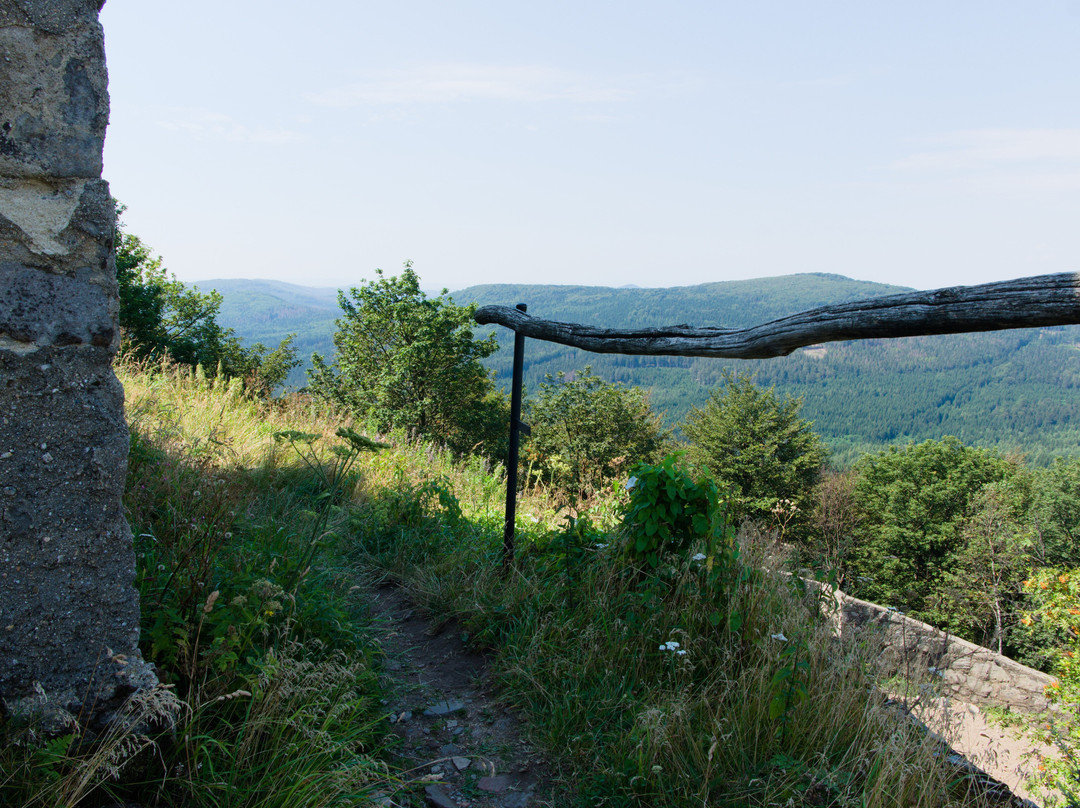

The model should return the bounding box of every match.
[836,590,1054,713]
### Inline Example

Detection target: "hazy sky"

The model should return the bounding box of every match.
[100,1,1080,292]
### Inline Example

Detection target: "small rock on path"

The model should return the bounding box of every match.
[368,584,554,808]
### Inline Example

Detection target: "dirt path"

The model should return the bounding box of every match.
[908,695,1060,808]
[366,584,556,808]
[365,581,1055,808]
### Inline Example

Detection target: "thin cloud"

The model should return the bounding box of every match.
[310,63,637,107]
[895,129,1080,172]
[157,109,303,144]
[784,74,858,89]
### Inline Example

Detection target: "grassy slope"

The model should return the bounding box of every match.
[48,363,1006,806]
[2,363,395,808]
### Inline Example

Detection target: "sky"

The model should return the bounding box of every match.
[100,1,1080,293]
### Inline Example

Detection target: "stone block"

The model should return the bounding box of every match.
[0,346,152,718]
[0,178,117,348]
[0,2,104,34]
[0,262,113,346]
[0,15,107,177]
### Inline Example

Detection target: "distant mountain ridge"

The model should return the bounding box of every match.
[205,274,1080,466]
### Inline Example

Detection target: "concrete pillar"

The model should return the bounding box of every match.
[0,0,155,728]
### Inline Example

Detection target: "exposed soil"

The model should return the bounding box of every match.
[366,584,556,808]
[365,581,1058,808]
[908,694,1061,807]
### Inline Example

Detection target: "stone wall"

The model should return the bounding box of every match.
[836,590,1054,713]
[0,0,155,728]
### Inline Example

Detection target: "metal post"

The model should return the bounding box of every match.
[503,303,528,566]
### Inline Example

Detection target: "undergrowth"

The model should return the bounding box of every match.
[349,449,1007,807]
[1,359,1015,806]
[2,361,394,808]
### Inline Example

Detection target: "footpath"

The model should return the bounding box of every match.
[367,585,555,808]
[366,581,1056,808]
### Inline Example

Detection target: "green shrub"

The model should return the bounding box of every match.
[525,366,667,500]
[1020,569,1080,805]
[681,370,826,538]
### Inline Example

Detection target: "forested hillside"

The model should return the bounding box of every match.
[208,273,1080,465]
[205,278,339,370]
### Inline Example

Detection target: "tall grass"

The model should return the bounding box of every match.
[345,441,1007,807]
[1,360,1011,806]
[1,360,394,807]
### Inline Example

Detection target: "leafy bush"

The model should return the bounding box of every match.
[622,453,729,567]
[524,366,667,500]
[308,263,508,457]
[1020,569,1080,805]
[681,370,826,537]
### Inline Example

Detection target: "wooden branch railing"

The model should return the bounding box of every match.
[474,273,1080,359]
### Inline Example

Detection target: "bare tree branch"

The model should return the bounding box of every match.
[473,273,1080,359]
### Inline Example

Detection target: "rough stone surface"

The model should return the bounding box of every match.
[477,775,510,793]
[0,177,116,282]
[0,347,151,717]
[0,10,108,177]
[0,0,155,728]
[497,793,532,808]
[0,1,104,34]
[838,592,1054,713]
[424,698,467,717]
[0,261,113,346]
[424,784,459,808]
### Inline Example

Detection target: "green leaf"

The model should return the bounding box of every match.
[770,667,792,688]
[768,695,787,720]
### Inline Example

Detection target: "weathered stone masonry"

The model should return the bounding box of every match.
[0,0,154,726]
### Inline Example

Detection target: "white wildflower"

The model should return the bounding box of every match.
[691,553,707,562]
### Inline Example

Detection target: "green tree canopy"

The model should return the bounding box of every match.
[1029,456,1080,568]
[847,437,1020,627]
[680,370,826,533]
[308,263,507,456]
[114,204,298,393]
[524,366,668,499]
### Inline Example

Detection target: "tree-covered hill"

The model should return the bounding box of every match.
[204,278,339,375]
[206,273,1080,465]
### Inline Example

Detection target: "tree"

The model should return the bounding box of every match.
[114,204,298,393]
[524,366,667,499]
[1029,457,1080,568]
[941,478,1034,652]
[807,468,862,585]
[846,437,1019,630]
[1019,569,1080,803]
[308,263,506,456]
[680,370,826,534]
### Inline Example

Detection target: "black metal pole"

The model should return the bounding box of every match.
[503,303,527,567]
